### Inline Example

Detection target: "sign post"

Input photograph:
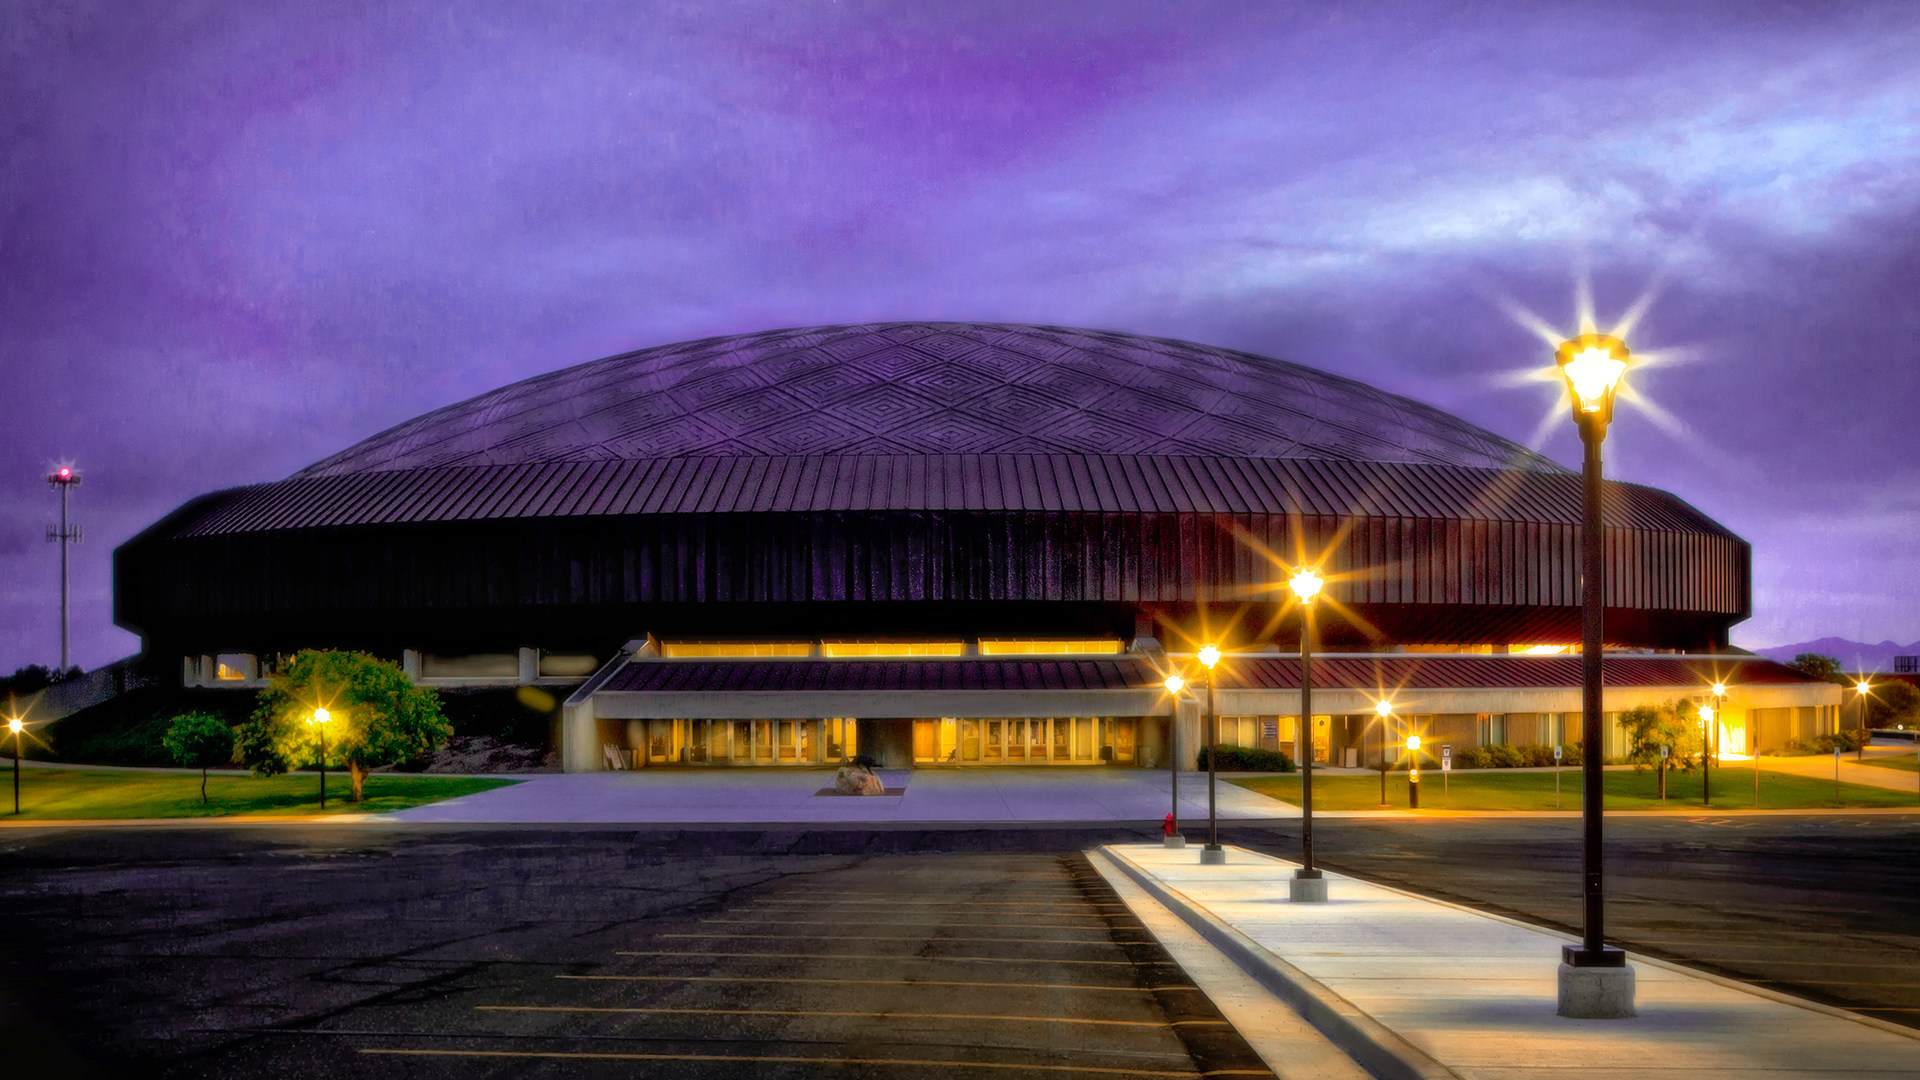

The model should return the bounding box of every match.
[1659,745,1669,805]
[1441,743,1452,803]
[1554,743,1564,809]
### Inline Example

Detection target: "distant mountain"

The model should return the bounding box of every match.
[1751,637,1920,673]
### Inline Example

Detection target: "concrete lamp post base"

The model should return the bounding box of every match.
[1289,869,1327,903]
[1199,846,1226,865]
[1163,834,1187,849]
[1558,950,1636,1019]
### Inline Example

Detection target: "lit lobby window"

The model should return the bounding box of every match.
[978,639,1122,656]
[821,641,966,657]
[662,642,813,658]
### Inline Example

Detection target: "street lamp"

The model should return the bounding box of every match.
[1288,566,1327,902]
[1163,674,1186,848]
[1197,645,1227,864]
[309,707,332,810]
[1699,705,1715,807]
[1555,331,1634,1017]
[45,465,83,672]
[9,716,22,815]
[1405,734,1423,809]
[1374,700,1393,807]
[1855,680,1872,761]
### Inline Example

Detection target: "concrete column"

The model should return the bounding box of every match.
[402,650,422,680]
[518,647,538,685]
[562,700,602,773]
[1175,698,1203,771]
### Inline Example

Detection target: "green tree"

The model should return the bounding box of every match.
[162,711,235,804]
[236,651,451,801]
[1787,653,1846,683]
[1617,700,1705,772]
[1866,680,1920,728]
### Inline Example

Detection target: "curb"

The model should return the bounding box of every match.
[1096,845,1461,1080]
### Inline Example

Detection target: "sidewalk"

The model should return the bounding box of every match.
[1757,745,1920,795]
[1095,843,1920,1080]
[387,767,1301,823]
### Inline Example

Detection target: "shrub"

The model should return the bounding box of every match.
[1486,743,1526,769]
[1796,729,1870,754]
[1196,744,1295,772]
[1454,746,1493,769]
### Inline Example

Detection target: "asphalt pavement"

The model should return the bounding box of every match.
[2,815,1917,1076]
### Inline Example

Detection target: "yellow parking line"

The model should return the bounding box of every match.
[558,974,1195,992]
[358,1048,1208,1075]
[703,916,1115,925]
[748,899,1132,908]
[476,1005,1202,1028]
[660,933,1127,944]
[614,950,1145,965]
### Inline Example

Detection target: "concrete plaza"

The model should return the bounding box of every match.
[1098,842,1920,1079]
[388,766,1299,823]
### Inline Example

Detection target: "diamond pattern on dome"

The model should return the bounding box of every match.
[293,322,1567,477]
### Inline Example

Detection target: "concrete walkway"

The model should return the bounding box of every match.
[1096,842,1920,1080]
[387,767,1298,823]
[1756,744,1920,795]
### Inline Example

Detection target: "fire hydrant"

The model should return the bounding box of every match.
[1163,813,1176,836]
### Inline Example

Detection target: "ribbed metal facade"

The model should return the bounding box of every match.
[115,324,1752,658]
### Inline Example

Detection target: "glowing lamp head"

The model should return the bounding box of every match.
[7,718,21,735]
[1698,705,1714,723]
[310,707,331,725]
[1711,682,1726,697]
[1163,674,1185,695]
[1197,644,1221,670]
[1405,735,1421,751]
[1374,700,1392,718]
[1287,567,1324,603]
[1857,681,1871,695]
[1555,334,1630,424]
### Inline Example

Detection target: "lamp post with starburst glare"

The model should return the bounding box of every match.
[1554,332,1636,1019]
[1288,566,1327,902]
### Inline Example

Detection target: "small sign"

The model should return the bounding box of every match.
[1441,756,1452,772]
[1442,744,1452,759]
[1554,744,1564,761]
[1660,746,1670,760]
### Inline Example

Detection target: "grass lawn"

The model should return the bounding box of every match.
[1233,766,1917,811]
[1861,755,1920,773]
[0,768,519,820]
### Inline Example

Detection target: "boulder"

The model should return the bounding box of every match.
[834,765,885,796]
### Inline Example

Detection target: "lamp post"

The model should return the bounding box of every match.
[1405,734,1422,809]
[45,466,82,672]
[1699,705,1715,807]
[1198,644,1226,864]
[9,716,21,815]
[1163,674,1186,848]
[309,707,332,810]
[1288,566,1327,902]
[1855,680,1872,760]
[1555,331,1634,1017]
[1374,700,1393,807]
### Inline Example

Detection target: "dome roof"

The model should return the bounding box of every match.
[296,322,1563,478]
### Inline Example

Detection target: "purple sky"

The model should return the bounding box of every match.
[4,1,1918,672]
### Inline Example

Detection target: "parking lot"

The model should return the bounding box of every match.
[0,826,1270,1078]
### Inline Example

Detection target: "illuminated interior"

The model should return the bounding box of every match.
[821,641,966,657]
[978,639,1123,656]
[661,642,813,658]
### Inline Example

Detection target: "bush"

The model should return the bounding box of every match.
[1795,729,1870,754]
[162,711,235,804]
[1447,743,1580,769]
[1196,744,1295,772]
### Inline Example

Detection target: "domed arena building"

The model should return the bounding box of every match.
[116,323,1838,770]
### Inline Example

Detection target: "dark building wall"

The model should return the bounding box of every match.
[117,505,1749,656]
